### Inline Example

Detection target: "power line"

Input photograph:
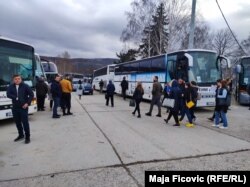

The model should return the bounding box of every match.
[215,0,247,55]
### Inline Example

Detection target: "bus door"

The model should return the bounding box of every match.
[130,63,139,96]
[176,55,189,82]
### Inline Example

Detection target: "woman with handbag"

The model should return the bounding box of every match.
[164,80,181,126]
[181,82,196,128]
[213,80,229,129]
[132,82,144,118]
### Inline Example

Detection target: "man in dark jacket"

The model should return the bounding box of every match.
[36,77,48,111]
[7,74,34,144]
[106,80,115,107]
[145,76,162,117]
[50,74,62,118]
[120,76,128,100]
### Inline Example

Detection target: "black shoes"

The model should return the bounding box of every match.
[25,138,30,144]
[132,112,135,115]
[164,119,168,124]
[53,115,60,118]
[67,112,73,115]
[14,135,24,142]
[137,115,141,118]
[207,117,214,122]
[173,124,180,126]
[145,112,151,116]
[156,114,161,117]
[14,135,30,144]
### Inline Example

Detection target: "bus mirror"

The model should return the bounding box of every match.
[218,55,231,68]
[236,64,241,73]
[184,53,193,67]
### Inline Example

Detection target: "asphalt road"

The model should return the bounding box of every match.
[0,91,249,187]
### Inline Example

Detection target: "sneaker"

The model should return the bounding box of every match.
[219,126,228,129]
[145,112,151,116]
[164,119,168,124]
[185,123,194,128]
[14,135,24,142]
[156,114,161,117]
[211,124,219,128]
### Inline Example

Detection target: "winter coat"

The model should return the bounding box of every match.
[169,80,182,112]
[7,82,34,108]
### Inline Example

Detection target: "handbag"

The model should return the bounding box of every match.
[186,91,195,108]
[129,99,135,107]
[186,101,195,108]
[162,98,175,108]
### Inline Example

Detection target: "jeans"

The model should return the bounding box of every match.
[53,97,60,116]
[215,110,228,127]
[12,108,30,137]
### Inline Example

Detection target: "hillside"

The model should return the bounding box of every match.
[40,56,118,75]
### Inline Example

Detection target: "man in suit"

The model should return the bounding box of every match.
[7,74,34,144]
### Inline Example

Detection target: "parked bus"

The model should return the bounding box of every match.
[92,64,115,91]
[113,49,230,107]
[64,72,83,80]
[35,53,46,80]
[235,56,250,104]
[41,60,58,83]
[0,36,37,120]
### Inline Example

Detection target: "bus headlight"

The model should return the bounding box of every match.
[31,98,37,105]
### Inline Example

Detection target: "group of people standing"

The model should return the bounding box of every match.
[163,79,199,127]
[5,71,245,145]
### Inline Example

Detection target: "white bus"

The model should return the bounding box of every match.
[35,53,46,80]
[235,56,250,105]
[0,36,37,120]
[92,64,115,91]
[113,49,230,107]
[41,60,58,83]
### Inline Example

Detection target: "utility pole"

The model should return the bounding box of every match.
[188,0,196,49]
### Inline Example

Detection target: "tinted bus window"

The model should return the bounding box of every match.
[139,60,151,73]
[151,56,165,72]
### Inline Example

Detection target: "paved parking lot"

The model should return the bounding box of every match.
[0,92,249,187]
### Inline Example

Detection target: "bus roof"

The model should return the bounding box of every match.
[0,36,33,47]
[113,49,218,67]
[168,49,217,54]
[240,56,250,60]
[93,64,115,72]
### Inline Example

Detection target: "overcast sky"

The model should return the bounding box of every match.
[0,0,249,58]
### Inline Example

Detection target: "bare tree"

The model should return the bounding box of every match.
[121,0,157,45]
[212,28,238,57]
[165,0,191,51]
[181,21,213,50]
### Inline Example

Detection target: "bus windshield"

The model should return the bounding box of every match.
[188,51,220,85]
[240,58,250,85]
[0,40,34,91]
